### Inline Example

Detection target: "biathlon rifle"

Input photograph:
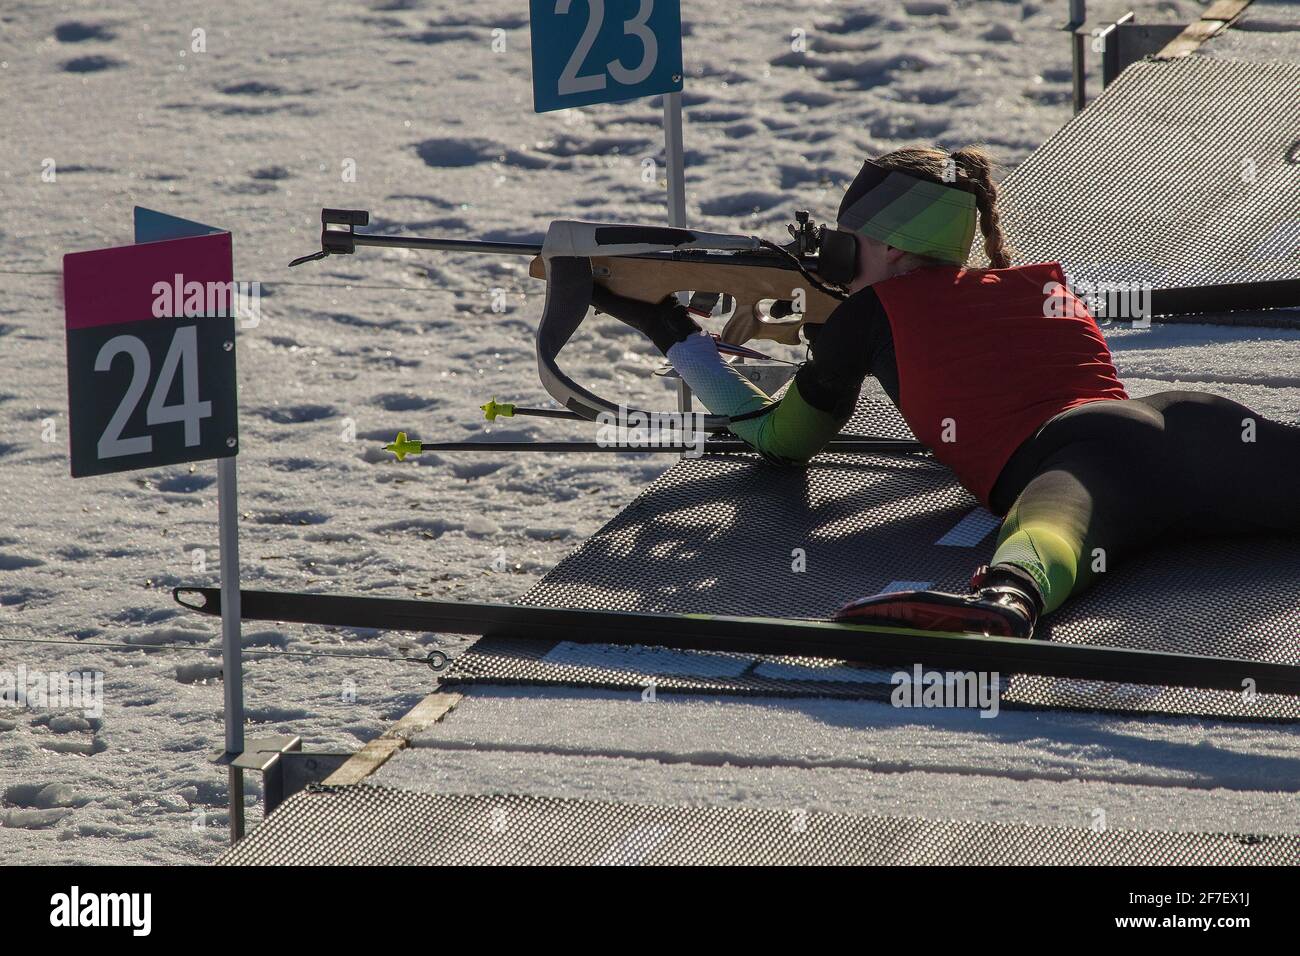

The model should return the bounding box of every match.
[290,208,849,432]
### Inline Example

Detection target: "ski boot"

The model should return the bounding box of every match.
[832,564,1044,638]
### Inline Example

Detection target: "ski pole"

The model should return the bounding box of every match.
[480,399,585,422]
[384,432,926,460]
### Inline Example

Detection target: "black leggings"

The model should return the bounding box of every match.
[985,391,1300,613]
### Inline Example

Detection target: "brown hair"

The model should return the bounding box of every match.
[873,145,1013,268]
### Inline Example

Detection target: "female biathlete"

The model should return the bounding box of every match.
[592,145,1300,638]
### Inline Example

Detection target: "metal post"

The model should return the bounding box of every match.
[677,379,693,415]
[663,89,693,428]
[1070,0,1087,114]
[217,455,245,843]
[663,90,687,228]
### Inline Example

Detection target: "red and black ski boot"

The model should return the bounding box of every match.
[832,564,1044,638]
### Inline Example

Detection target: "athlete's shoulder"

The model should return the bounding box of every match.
[839,283,886,313]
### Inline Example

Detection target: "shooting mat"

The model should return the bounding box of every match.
[442,401,1300,721]
[218,783,1300,865]
[996,56,1300,293]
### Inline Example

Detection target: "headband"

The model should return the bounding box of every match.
[836,160,978,265]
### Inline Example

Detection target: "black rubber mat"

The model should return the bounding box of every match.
[996,56,1300,294]
[442,401,1300,721]
[218,783,1300,865]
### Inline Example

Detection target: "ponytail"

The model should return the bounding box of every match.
[950,146,1012,269]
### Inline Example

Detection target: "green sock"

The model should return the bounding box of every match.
[990,518,1084,615]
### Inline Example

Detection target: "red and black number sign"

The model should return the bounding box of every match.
[63,232,238,478]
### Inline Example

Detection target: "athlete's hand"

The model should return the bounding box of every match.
[591,285,700,354]
[591,285,676,329]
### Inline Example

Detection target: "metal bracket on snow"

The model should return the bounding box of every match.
[212,735,351,816]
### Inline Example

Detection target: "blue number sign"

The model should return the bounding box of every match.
[530,0,683,112]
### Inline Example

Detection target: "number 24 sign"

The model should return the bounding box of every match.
[63,232,238,478]
[529,0,683,112]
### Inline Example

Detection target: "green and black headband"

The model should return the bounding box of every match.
[836,160,978,265]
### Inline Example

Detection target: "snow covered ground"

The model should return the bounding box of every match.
[376,686,1300,836]
[2,0,1292,865]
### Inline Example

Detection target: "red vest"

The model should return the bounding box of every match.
[873,262,1128,509]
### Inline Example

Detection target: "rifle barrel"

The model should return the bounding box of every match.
[343,232,802,269]
[349,233,542,256]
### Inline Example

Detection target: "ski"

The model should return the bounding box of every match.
[172,587,1300,696]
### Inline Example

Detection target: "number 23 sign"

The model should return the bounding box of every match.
[63,232,238,478]
[529,0,683,112]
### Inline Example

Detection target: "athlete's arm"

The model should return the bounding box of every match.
[715,285,895,463]
[797,285,899,423]
[592,285,896,465]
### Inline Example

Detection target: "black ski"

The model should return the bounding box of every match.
[173,586,1300,696]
